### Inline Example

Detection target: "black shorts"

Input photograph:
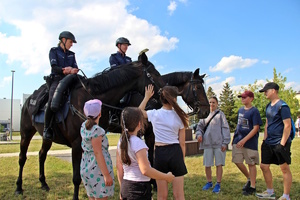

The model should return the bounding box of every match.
[261,141,291,165]
[154,143,188,177]
[121,179,152,200]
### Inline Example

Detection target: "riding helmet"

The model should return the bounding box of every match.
[59,31,77,43]
[116,37,131,46]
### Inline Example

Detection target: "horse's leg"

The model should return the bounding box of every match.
[39,139,52,191]
[71,138,82,200]
[15,129,36,195]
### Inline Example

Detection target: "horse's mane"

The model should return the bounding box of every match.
[162,71,204,86]
[162,72,192,85]
[85,62,144,95]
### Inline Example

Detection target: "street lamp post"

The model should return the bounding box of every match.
[10,70,15,141]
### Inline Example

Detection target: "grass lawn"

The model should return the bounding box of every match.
[0,133,121,154]
[1,137,300,199]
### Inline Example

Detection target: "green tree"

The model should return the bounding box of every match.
[219,82,237,132]
[270,68,299,120]
[206,86,216,98]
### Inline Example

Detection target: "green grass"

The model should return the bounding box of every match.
[0,133,121,154]
[1,137,300,199]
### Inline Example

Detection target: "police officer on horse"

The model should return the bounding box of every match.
[109,37,132,67]
[43,31,79,141]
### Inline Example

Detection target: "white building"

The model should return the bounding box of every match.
[0,98,22,131]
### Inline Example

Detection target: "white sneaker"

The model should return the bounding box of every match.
[255,190,276,199]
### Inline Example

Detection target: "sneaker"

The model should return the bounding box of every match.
[202,182,213,190]
[242,180,251,191]
[243,187,256,196]
[212,183,221,194]
[255,190,276,199]
[277,196,287,200]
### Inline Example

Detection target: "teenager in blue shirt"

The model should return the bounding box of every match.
[109,37,132,68]
[232,90,262,196]
[43,31,79,141]
[256,82,292,200]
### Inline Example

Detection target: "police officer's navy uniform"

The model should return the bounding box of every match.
[109,51,132,67]
[44,46,78,140]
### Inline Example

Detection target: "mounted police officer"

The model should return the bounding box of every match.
[43,31,79,141]
[109,37,132,67]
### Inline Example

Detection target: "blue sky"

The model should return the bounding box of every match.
[0,0,299,104]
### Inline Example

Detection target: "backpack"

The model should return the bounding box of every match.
[267,101,296,140]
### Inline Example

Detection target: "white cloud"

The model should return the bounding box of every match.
[168,1,177,15]
[179,0,188,3]
[207,76,235,97]
[206,76,220,85]
[209,55,259,73]
[0,76,11,88]
[0,0,178,75]
[261,60,269,64]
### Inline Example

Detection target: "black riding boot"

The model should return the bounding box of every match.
[43,106,54,141]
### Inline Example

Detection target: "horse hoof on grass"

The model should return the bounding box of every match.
[41,185,50,191]
[15,189,23,195]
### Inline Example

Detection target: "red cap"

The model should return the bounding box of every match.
[238,90,254,98]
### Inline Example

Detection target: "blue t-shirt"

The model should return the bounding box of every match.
[49,46,77,75]
[109,52,132,67]
[265,100,291,145]
[232,107,262,150]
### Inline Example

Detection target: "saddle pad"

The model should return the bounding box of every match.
[34,97,70,123]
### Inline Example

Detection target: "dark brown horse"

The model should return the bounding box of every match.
[125,68,210,172]
[162,69,210,119]
[15,57,164,200]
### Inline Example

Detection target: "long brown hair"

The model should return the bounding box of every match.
[120,107,146,165]
[160,86,189,128]
[85,117,97,130]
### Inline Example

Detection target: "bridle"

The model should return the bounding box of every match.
[183,73,207,116]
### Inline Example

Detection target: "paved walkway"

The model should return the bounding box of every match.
[0,135,118,167]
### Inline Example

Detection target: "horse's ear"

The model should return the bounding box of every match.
[200,74,206,79]
[193,68,200,77]
[138,49,149,65]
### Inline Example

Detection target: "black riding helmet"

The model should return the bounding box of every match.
[116,37,131,46]
[59,31,77,43]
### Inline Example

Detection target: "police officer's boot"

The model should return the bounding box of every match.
[43,106,54,141]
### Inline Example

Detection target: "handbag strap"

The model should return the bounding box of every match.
[204,110,220,132]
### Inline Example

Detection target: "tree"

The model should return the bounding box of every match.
[269,68,299,120]
[206,86,216,98]
[219,82,237,132]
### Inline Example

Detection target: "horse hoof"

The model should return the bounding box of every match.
[15,189,23,195]
[41,185,50,191]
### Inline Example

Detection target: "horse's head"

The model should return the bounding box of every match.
[178,69,210,118]
[136,52,165,101]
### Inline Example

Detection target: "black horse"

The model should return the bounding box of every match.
[162,69,210,119]
[124,69,210,171]
[15,56,164,200]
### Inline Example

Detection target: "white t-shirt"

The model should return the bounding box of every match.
[147,108,184,144]
[117,135,150,182]
[296,118,300,128]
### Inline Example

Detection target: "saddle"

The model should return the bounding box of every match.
[28,84,49,117]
